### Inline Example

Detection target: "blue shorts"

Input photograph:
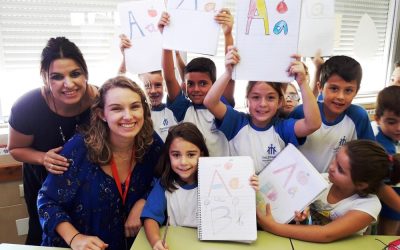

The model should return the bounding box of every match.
[380,186,400,220]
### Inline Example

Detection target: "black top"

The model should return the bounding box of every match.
[9,88,90,152]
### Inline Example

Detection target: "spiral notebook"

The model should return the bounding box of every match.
[197,156,257,243]
[256,143,329,223]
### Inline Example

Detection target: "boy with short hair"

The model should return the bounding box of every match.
[375,85,400,235]
[159,10,235,156]
[290,55,375,173]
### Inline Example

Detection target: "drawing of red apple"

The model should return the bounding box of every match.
[277,0,288,14]
[148,8,158,17]
[224,161,233,170]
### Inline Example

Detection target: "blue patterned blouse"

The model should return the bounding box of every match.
[37,133,162,250]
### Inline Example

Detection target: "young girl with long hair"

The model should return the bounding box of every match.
[203,46,321,174]
[257,140,399,242]
[141,122,258,250]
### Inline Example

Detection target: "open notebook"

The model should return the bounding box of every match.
[197,156,257,243]
[257,143,329,223]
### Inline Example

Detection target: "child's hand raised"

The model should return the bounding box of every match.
[215,8,233,36]
[312,49,324,71]
[288,54,308,86]
[119,34,132,53]
[225,46,240,74]
[158,12,170,34]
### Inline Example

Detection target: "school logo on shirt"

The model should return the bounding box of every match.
[163,118,168,126]
[262,144,279,173]
[334,136,347,153]
[339,136,347,146]
[267,144,277,155]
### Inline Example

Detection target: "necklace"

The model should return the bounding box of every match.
[46,88,83,144]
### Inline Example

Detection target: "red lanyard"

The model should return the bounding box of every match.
[111,151,134,205]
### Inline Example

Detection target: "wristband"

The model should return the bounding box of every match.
[69,232,81,246]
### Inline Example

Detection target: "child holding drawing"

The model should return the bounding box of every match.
[158,9,236,157]
[141,122,259,250]
[203,46,321,174]
[257,140,399,242]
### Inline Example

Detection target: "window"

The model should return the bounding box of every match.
[0,0,125,120]
[0,0,398,119]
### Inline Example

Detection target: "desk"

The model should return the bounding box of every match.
[291,235,399,250]
[131,226,293,250]
[132,226,400,250]
[0,244,69,250]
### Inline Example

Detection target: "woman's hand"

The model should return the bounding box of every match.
[70,234,108,250]
[42,146,69,174]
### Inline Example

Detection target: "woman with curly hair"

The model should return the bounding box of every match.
[38,76,163,250]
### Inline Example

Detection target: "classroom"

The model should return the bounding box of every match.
[0,0,400,249]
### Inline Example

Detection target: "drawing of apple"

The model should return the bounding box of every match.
[297,171,309,185]
[267,190,278,201]
[224,161,233,170]
[204,2,216,12]
[276,0,288,14]
[148,8,158,17]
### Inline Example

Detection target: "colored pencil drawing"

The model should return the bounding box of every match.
[273,20,288,35]
[173,0,217,12]
[246,0,270,35]
[202,162,252,235]
[276,0,288,14]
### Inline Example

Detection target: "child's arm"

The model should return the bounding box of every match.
[144,219,168,250]
[159,12,181,102]
[204,46,240,119]
[118,34,132,75]
[311,50,324,98]
[215,8,235,106]
[214,8,234,53]
[378,184,400,213]
[289,55,321,137]
[257,204,374,243]
[175,51,186,84]
[124,198,145,237]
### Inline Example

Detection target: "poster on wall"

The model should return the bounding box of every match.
[233,0,302,82]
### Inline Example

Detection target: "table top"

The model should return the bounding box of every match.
[132,226,294,250]
[131,226,400,250]
[0,244,69,250]
[291,235,399,250]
